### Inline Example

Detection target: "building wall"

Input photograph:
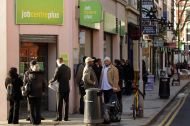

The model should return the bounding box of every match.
[0,0,8,121]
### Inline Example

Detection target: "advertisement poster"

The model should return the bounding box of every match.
[60,53,69,66]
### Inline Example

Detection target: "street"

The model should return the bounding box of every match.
[150,84,190,126]
[170,94,190,126]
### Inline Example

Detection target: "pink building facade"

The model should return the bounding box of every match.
[0,0,140,121]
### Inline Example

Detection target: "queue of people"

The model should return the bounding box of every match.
[75,56,135,114]
[5,56,134,125]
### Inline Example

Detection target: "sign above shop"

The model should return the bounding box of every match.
[104,12,117,34]
[164,43,177,48]
[80,1,102,23]
[16,0,64,25]
[142,25,157,35]
[141,0,154,20]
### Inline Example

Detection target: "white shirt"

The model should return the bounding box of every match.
[101,66,112,90]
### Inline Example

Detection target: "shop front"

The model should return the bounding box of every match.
[19,35,57,110]
[79,0,102,59]
[0,0,79,120]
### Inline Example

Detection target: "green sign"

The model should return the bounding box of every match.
[80,1,102,23]
[16,0,64,25]
[119,20,126,36]
[104,12,117,34]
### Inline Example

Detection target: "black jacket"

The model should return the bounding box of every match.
[50,64,71,94]
[5,75,23,100]
[23,70,46,98]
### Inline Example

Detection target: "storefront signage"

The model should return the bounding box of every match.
[119,20,126,36]
[128,23,141,40]
[154,41,164,47]
[16,0,64,25]
[104,12,117,34]
[141,0,154,20]
[164,43,177,48]
[142,25,157,35]
[80,1,102,23]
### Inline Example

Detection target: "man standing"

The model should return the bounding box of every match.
[75,56,86,114]
[125,60,134,95]
[49,58,71,121]
[82,57,98,90]
[100,57,120,104]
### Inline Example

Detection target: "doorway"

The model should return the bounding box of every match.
[19,35,57,112]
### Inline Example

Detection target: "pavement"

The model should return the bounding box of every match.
[0,79,189,126]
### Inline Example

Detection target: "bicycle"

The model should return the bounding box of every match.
[131,83,144,120]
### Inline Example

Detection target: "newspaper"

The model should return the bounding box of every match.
[48,81,59,92]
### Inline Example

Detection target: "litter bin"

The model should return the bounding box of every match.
[159,77,170,99]
[84,88,103,125]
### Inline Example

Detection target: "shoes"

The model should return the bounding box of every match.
[26,117,30,121]
[41,117,45,120]
[64,118,69,121]
[53,118,62,121]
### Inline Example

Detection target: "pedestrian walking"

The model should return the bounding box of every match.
[75,56,86,114]
[49,58,71,122]
[100,57,120,104]
[82,57,98,90]
[23,60,46,125]
[5,67,23,124]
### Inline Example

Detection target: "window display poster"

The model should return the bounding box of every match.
[19,62,25,76]
[60,53,69,66]
[38,62,45,71]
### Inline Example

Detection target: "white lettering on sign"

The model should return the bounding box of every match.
[84,6,92,10]
[21,10,60,19]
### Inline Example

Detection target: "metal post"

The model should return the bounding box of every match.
[138,0,144,117]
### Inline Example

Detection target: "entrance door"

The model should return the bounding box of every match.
[20,42,48,110]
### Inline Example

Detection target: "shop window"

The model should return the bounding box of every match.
[79,29,93,59]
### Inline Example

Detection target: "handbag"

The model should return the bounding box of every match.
[7,83,14,100]
[21,81,31,96]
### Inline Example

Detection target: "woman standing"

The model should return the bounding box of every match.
[5,67,23,124]
[23,60,46,125]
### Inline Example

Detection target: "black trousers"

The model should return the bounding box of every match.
[103,89,113,104]
[79,86,85,114]
[57,92,70,120]
[28,97,41,125]
[116,91,123,112]
[8,99,20,124]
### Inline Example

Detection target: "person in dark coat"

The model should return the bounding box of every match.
[92,58,103,83]
[114,59,124,112]
[49,58,71,121]
[23,60,46,125]
[75,56,86,114]
[5,67,23,124]
[125,60,134,95]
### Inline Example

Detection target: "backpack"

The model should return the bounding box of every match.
[109,93,122,122]
[21,81,31,96]
[7,83,14,100]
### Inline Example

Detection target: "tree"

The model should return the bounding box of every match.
[175,0,189,40]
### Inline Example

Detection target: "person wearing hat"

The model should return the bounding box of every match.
[23,60,46,125]
[82,57,98,90]
[100,57,120,104]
